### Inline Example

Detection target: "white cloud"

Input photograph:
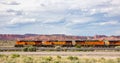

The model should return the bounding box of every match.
[110,0,120,5]
[104,7,120,17]
[0,0,115,12]
[79,0,120,16]
[94,21,119,26]
[9,16,36,25]
[0,0,119,22]
[0,0,120,35]
[114,30,120,35]
[0,0,119,19]
[0,1,20,5]
[66,17,95,26]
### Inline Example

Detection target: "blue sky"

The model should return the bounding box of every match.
[0,0,120,36]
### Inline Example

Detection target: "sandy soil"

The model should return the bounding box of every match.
[0,52,120,58]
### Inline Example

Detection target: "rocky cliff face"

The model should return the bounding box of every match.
[0,34,24,40]
[0,34,119,40]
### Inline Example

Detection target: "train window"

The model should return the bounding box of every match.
[66,41,71,42]
[75,40,85,42]
[109,40,118,42]
[35,41,42,42]
[49,40,58,42]
[85,40,99,42]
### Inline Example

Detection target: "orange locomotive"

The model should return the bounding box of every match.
[109,40,120,46]
[41,40,73,47]
[14,40,120,47]
[75,40,112,47]
[15,40,42,47]
[15,40,73,47]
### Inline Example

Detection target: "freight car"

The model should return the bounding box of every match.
[14,40,120,47]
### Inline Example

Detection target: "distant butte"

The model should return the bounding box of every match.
[0,34,120,40]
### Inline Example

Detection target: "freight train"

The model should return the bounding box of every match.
[14,40,120,47]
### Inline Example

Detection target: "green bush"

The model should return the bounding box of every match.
[67,56,74,61]
[23,47,28,52]
[11,54,20,58]
[67,56,79,61]
[0,54,6,57]
[75,45,81,48]
[117,58,120,63]
[28,46,36,52]
[73,56,79,60]
[54,61,60,63]
[40,61,48,63]
[56,55,61,59]
[54,46,62,51]
[23,57,33,63]
[23,46,36,52]
[45,56,52,61]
